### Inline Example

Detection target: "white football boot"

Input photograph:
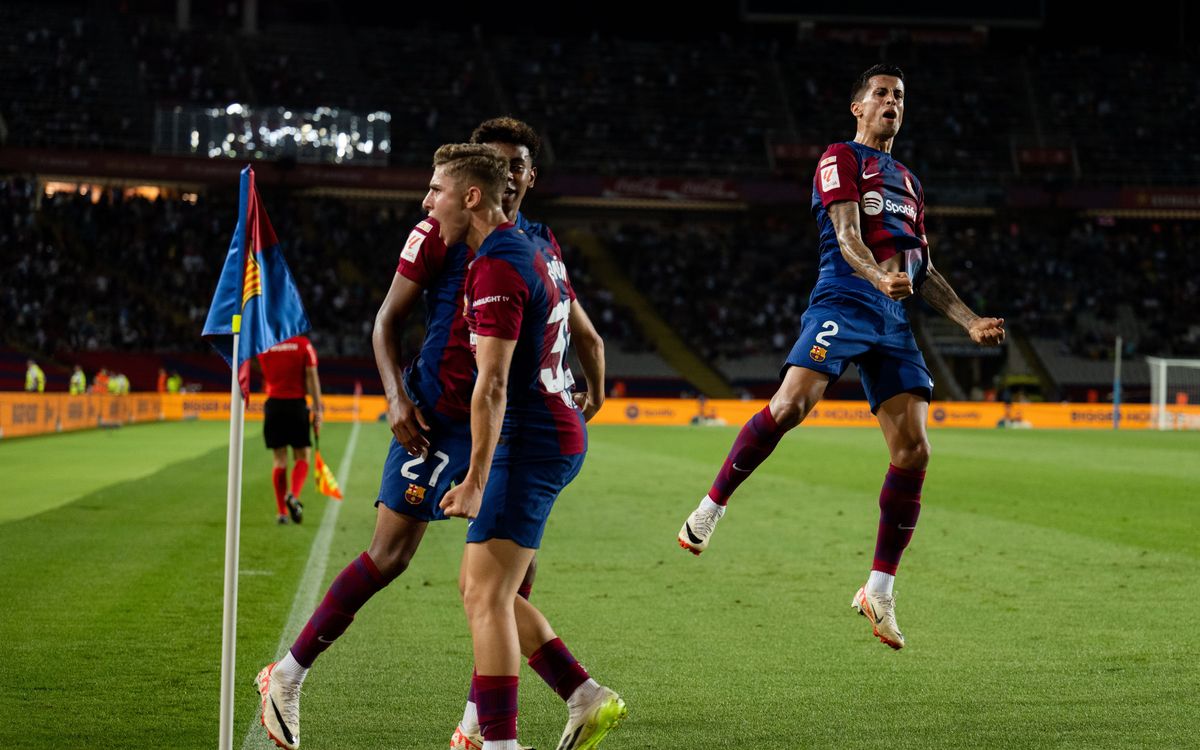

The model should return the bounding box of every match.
[555,685,626,750]
[677,504,723,555]
[851,586,906,650]
[256,662,301,749]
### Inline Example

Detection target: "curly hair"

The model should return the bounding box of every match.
[469,117,541,162]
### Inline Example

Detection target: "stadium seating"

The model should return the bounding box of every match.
[2,5,1194,400]
[1,2,1188,185]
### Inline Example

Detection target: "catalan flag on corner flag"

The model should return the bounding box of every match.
[202,166,310,399]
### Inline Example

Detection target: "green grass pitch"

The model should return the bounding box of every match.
[1,421,1197,749]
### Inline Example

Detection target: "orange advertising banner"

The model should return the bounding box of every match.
[589,398,1200,430]
[5,393,1200,440]
[0,393,165,439]
[170,394,388,423]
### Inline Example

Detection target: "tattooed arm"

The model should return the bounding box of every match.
[919,243,1006,346]
[829,201,913,301]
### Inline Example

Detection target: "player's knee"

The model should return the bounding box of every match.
[768,397,805,430]
[367,528,420,583]
[369,547,411,583]
[892,438,931,470]
[461,580,507,623]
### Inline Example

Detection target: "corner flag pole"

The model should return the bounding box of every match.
[218,314,246,750]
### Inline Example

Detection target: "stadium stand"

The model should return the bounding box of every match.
[0,176,655,393]
[1,3,1195,401]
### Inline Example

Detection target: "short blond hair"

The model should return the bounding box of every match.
[432,143,508,206]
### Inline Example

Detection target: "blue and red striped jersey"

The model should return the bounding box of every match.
[465,223,585,459]
[811,141,928,291]
[395,217,476,422]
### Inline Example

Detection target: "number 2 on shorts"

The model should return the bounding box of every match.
[815,320,839,347]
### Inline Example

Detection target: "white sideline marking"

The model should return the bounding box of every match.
[241,420,361,750]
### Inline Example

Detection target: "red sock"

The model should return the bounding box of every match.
[290,552,387,667]
[271,467,287,515]
[873,464,925,575]
[473,674,518,742]
[528,637,590,701]
[708,406,787,505]
[290,459,309,499]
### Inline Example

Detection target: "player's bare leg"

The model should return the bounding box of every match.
[458,542,623,750]
[513,597,624,750]
[366,504,431,579]
[852,392,930,650]
[461,539,532,748]
[257,507,426,749]
[455,558,539,750]
[679,366,830,554]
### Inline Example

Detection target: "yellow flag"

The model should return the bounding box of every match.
[314,449,343,500]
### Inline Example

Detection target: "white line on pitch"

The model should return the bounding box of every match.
[240,420,361,750]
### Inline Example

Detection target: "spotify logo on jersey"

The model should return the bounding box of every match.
[862,191,884,216]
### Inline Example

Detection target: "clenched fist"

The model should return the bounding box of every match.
[968,317,1006,346]
[876,272,913,301]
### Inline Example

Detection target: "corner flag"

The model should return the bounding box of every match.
[203,166,310,399]
[203,166,310,750]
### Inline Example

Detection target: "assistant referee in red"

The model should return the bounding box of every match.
[258,335,324,524]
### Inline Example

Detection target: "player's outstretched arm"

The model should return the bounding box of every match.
[440,335,517,519]
[568,300,605,421]
[372,272,431,454]
[918,248,1005,346]
[830,202,913,300]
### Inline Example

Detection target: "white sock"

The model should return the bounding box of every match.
[700,496,726,517]
[274,651,309,685]
[482,741,517,750]
[460,700,480,735]
[567,678,603,716]
[866,570,895,596]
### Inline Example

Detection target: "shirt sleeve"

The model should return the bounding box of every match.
[304,339,318,367]
[396,218,447,286]
[814,143,861,207]
[546,228,577,302]
[469,256,529,341]
[915,183,926,239]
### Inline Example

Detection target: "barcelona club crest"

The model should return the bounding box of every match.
[404,483,427,505]
[810,345,827,363]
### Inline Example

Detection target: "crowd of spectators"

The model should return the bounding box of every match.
[0,7,134,150]
[2,5,1195,384]
[1,2,1190,185]
[929,214,1200,359]
[598,215,816,361]
[0,178,646,363]
[595,211,1200,363]
[4,175,1195,387]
